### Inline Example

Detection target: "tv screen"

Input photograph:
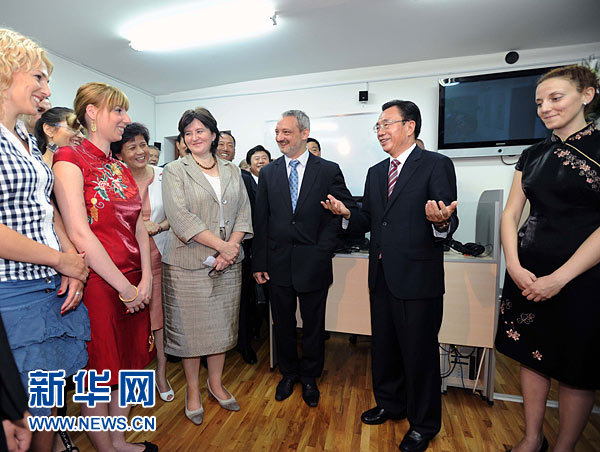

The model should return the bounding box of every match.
[438,67,556,158]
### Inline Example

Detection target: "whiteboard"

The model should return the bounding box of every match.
[263,112,387,196]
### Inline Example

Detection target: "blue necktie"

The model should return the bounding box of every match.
[289,159,300,212]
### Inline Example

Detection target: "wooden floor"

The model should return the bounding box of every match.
[67,333,600,452]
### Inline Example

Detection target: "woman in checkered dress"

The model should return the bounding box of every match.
[0,28,90,452]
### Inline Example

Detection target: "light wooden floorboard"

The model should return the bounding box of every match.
[66,333,600,451]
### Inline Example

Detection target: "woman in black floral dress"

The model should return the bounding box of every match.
[495,65,599,452]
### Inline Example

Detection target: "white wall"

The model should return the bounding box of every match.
[155,42,598,197]
[154,42,599,282]
[45,51,156,140]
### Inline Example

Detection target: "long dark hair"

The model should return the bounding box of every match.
[34,107,75,153]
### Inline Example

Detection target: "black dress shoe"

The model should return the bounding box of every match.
[275,376,297,401]
[399,430,429,452]
[301,382,320,407]
[239,347,258,364]
[361,406,407,425]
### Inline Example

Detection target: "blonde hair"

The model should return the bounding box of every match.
[0,28,53,117]
[73,82,129,130]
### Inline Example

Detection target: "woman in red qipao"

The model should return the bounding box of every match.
[53,82,157,452]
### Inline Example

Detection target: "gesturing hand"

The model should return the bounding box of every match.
[425,200,458,225]
[321,194,351,219]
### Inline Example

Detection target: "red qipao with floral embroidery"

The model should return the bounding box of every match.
[495,123,600,390]
[54,139,155,385]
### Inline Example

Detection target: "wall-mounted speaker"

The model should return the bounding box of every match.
[505,51,519,65]
[359,90,368,102]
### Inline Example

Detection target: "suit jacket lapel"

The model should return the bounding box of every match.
[294,153,320,214]
[384,147,422,214]
[251,175,258,196]
[273,156,293,214]
[182,154,219,204]
[375,159,389,208]
[218,158,232,196]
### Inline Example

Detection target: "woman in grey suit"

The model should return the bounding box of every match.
[161,108,252,424]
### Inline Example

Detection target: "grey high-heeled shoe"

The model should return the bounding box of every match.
[206,378,240,411]
[184,392,204,425]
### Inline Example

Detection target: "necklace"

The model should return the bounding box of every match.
[196,156,217,170]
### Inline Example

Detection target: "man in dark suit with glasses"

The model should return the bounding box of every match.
[323,100,458,452]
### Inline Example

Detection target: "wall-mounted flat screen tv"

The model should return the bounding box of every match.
[438,67,557,158]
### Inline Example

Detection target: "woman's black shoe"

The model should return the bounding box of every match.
[134,440,159,452]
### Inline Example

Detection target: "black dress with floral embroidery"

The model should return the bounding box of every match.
[495,123,600,390]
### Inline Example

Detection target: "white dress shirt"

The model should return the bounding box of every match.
[343,143,448,238]
[284,148,310,188]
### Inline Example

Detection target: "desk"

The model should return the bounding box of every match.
[327,252,499,401]
[270,252,499,402]
[327,253,498,347]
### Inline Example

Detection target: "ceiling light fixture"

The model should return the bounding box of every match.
[121,0,277,52]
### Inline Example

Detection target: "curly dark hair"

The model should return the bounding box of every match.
[110,122,150,158]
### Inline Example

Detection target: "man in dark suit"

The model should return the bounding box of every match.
[253,110,353,407]
[323,100,458,452]
[237,145,272,364]
[241,145,271,210]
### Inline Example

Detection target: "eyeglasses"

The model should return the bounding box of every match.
[54,124,82,135]
[373,119,409,133]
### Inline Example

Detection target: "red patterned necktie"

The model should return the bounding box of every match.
[388,159,400,198]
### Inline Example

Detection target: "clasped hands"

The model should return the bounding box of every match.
[214,240,240,271]
[508,264,566,303]
[121,274,153,314]
[144,220,162,236]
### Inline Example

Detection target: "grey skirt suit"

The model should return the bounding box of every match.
[161,155,252,356]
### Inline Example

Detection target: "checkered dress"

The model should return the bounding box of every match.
[0,120,60,281]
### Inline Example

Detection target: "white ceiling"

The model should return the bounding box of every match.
[2,0,599,96]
